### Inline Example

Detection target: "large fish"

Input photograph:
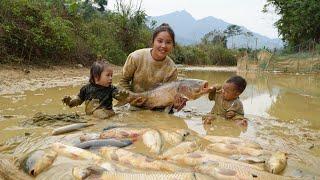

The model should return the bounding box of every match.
[117,79,209,111]
[168,151,264,171]
[160,141,198,160]
[169,151,289,179]
[206,142,267,156]
[23,150,57,176]
[93,172,197,180]
[52,142,101,161]
[142,129,163,154]
[0,155,32,180]
[158,129,187,146]
[75,139,132,149]
[194,162,289,180]
[265,151,287,174]
[100,127,148,139]
[99,147,184,172]
[203,135,262,149]
[52,123,94,135]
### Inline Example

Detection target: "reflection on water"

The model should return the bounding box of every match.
[0,69,320,177]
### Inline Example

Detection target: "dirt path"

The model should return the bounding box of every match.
[0,65,122,95]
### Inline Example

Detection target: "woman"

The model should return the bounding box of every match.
[119,23,178,93]
[119,23,186,111]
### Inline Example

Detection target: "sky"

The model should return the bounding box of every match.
[107,0,280,39]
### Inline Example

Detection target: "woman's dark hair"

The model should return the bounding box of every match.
[152,23,175,46]
[226,75,247,93]
[89,61,110,84]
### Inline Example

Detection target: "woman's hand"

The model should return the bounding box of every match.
[226,110,236,119]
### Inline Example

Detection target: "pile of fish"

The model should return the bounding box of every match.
[14,125,292,180]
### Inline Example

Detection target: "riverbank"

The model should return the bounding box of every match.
[0,64,122,95]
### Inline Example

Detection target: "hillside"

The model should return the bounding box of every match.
[149,10,283,49]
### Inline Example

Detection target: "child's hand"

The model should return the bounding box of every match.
[202,114,215,125]
[235,119,248,127]
[226,111,236,119]
[62,96,72,106]
[207,86,216,93]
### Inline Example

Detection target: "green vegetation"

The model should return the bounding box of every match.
[0,0,247,66]
[0,0,151,65]
[263,0,320,51]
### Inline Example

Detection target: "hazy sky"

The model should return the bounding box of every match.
[107,0,280,39]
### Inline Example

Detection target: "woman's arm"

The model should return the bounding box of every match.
[119,54,137,91]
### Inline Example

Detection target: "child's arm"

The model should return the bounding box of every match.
[62,96,83,108]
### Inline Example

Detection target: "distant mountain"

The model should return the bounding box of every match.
[149,10,283,49]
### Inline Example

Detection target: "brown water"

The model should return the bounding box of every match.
[0,69,320,178]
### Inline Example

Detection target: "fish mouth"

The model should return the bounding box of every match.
[202,81,209,92]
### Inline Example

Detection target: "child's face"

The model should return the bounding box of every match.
[222,82,240,101]
[151,31,174,61]
[95,67,113,87]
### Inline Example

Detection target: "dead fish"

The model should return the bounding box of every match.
[161,141,198,160]
[195,162,288,180]
[206,142,266,156]
[23,150,57,176]
[99,147,183,172]
[52,142,101,161]
[168,151,264,171]
[95,172,197,180]
[265,151,287,174]
[117,79,209,111]
[0,155,32,180]
[73,165,110,180]
[203,135,262,149]
[100,127,147,139]
[75,139,132,149]
[80,133,100,142]
[52,123,94,135]
[230,154,268,164]
[158,129,184,146]
[142,129,163,154]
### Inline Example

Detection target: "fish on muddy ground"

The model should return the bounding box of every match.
[52,142,102,161]
[0,155,32,180]
[100,127,148,139]
[265,151,287,174]
[160,141,198,160]
[99,147,184,172]
[230,154,268,164]
[168,151,265,171]
[206,142,267,156]
[80,133,100,142]
[194,161,290,180]
[75,139,132,149]
[158,129,189,146]
[52,123,95,135]
[117,79,209,111]
[202,135,262,149]
[88,172,198,180]
[142,129,163,154]
[23,150,57,176]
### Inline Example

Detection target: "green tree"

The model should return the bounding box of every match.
[201,30,227,48]
[263,0,320,50]
[224,24,242,48]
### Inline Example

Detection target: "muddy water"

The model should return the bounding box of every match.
[0,69,320,178]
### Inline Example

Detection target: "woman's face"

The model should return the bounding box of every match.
[151,31,174,61]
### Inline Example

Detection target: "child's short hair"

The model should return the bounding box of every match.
[89,61,110,84]
[226,75,247,93]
